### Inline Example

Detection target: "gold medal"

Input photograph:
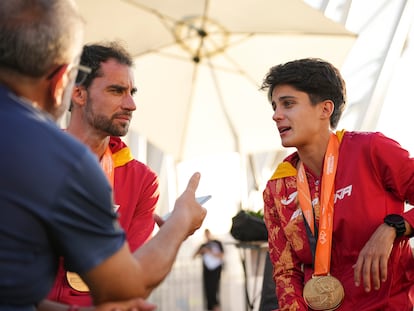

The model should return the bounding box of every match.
[66,271,90,292]
[303,275,344,310]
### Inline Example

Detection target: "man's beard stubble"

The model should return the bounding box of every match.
[85,101,130,137]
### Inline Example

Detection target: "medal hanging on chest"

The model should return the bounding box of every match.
[297,133,344,310]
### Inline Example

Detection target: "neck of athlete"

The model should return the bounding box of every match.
[66,117,110,160]
[297,130,332,177]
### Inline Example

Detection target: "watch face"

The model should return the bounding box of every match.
[385,214,404,224]
[386,214,404,223]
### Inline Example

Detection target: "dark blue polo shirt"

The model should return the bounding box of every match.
[0,84,125,309]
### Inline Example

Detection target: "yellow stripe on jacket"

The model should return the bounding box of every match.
[112,147,134,168]
[270,129,346,180]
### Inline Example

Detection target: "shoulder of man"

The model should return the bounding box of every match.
[109,137,159,183]
[109,136,137,168]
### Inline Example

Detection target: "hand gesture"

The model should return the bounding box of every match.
[168,172,207,237]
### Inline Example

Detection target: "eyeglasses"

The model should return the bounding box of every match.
[72,65,91,86]
[47,64,91,86]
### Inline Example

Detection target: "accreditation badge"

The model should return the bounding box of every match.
[303,275,344,310]
[66,271,90,292]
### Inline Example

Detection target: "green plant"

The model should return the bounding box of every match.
[245,209,264,219]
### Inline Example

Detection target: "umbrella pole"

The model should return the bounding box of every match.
[239,153,250,210]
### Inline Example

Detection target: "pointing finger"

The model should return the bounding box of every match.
[184,172,201,195]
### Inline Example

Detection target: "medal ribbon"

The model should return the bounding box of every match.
[100,146,114,188]
[297,133,339,276]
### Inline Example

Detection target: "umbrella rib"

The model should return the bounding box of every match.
[220,52,260,88]
[200,0,209,28]
[122,0,214,63]
[121,0,177,24]
[179,63,200,159]
[202,32,261,87]
[206,56,240,153]
[121,0,194,51]
[222,34,262,85]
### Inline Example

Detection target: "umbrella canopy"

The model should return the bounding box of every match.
[76,0,356,161]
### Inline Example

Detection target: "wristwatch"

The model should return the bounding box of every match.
[384,214,406,238]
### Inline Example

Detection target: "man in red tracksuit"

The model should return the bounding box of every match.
[44,42,159,306]
[109,136,158,252]
[46,136,159,305]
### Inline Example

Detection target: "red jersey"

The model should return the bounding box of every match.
[47,136,159,305]
[264,131,414,310]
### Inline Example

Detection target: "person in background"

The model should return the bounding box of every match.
[260,58,414,310]
[0,0,206,310]
[193,229,224,311]
[45,42,160,306]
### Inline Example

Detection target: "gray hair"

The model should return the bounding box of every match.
[0,0,84,78]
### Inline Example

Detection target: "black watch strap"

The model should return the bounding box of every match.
[384,214,406,238]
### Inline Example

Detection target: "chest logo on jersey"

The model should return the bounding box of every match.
[281,185,351,207]
[334,185,352,203]
[281,191,298,205]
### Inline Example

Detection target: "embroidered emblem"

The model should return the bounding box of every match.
[281,191,298,205]
[334,185,352,203]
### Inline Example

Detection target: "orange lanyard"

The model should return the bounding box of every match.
[100,146,114,188]
[297,133,339,276]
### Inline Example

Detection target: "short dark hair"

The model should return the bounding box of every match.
[260,58,346,129]
[77,41,134,89]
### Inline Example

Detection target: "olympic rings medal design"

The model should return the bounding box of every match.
[66,271,90,292]
[303,275,344,310]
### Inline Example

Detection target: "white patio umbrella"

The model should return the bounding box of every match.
[75,0,356,162]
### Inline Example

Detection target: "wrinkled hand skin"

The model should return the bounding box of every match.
[353,223,396,292]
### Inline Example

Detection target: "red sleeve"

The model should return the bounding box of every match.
[264,179,308,311]
[368,132,414,231]
[127,162,159,251]
[114,160,159,252]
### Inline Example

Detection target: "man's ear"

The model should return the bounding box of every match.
[48,64,69,107]
[321,100,334,120]
[71,84,87,106]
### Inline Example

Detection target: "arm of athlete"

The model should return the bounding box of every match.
[82,172,207,304]
[353,221,413,292]
[353,134,414,293]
